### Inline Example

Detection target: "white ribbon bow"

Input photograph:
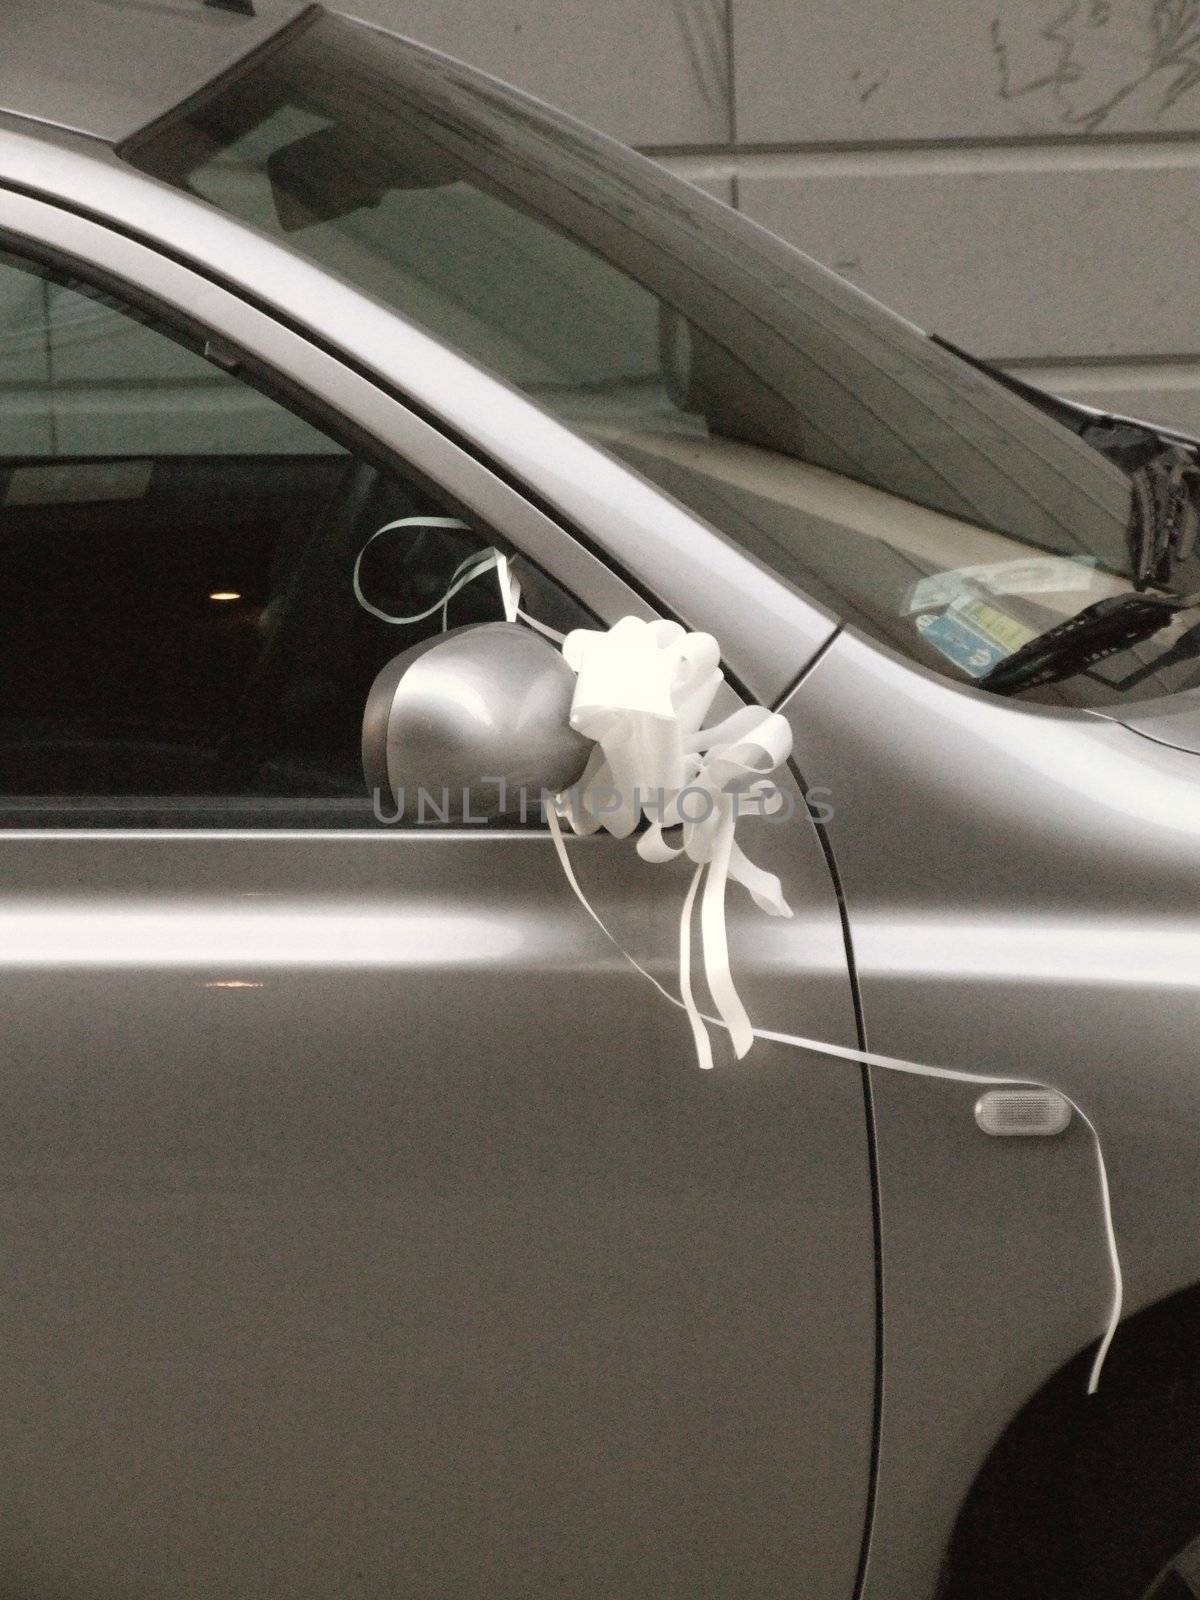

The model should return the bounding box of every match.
[555,617,794,1070]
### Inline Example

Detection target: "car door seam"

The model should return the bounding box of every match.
[785,726,884,1600]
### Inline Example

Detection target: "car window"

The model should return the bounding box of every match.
[0,245,560,827]
[125,10,1200,709]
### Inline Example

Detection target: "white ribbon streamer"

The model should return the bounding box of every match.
[545,806,1121,1395]
[556,618,794,1068]
[543,615,1119,1394]
[352,514,565,640]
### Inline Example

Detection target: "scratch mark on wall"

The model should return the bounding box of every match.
[673,0,733,125]
[991,0,1200,131]
[851,66,890,103]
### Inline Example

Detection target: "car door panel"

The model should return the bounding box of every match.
[0,797,873,1598]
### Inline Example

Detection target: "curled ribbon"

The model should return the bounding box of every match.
[555,617,794,1071]
[351,515,564,643]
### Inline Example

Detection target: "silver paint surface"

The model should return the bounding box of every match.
[364,622,592,813]
[781,629,1200,1599]
[1093,684,1200,756]
[0,798,874,1597]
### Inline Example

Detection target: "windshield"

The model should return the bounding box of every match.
[124,8,1200,707]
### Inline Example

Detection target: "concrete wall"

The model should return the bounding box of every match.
[343,0,1200,434]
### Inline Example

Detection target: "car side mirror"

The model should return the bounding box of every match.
[362,622,593,820]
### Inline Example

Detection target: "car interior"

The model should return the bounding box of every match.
[0,451,514,809]
[0,246,592,822]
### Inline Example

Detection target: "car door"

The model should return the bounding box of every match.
[0,193,876,1599]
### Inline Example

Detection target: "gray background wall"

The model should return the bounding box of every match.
[342,0,1200,434]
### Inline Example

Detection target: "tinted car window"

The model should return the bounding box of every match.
[0,247,524,825]
[126,9,1200,708]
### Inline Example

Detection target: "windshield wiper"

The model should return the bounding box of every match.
[980,589,1200,695]
[1124,442,1200,589]
[931,333,1200,589]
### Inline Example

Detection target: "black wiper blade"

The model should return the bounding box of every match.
[979,590,1199,695]
[1126,444,1200,589]
[931,332,1200,589]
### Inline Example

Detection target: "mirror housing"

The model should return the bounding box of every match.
[266,124,459,232]
[363,622,593,820]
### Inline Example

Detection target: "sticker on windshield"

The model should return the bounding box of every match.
[903,556,1096,615]
[914,611,1007,678]
[947,595,1039,655]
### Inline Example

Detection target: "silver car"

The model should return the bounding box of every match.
[0,3,1197,1597]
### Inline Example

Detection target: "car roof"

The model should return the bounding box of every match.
[0,0,313,146]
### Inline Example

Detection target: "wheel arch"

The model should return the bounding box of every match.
[938,1279,1200,1599]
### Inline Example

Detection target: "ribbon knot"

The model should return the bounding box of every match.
[556,617,793,1069]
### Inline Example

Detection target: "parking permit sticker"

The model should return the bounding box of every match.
[947,595,1039,655]
[903,556,1096,615]
[914,611,1007,678]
